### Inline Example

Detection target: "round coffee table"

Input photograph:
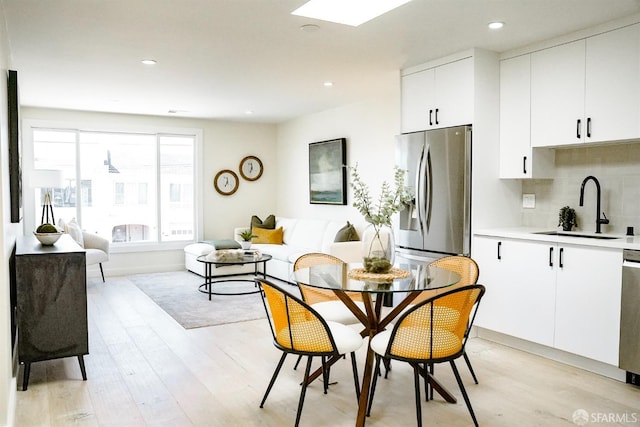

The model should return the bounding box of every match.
[196,253,272,300]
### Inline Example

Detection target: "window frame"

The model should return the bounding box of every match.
[22,119,204,253]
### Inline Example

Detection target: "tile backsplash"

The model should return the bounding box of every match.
[521,142,640,235]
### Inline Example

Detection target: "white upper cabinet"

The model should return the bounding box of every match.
[401,68,434,133]
[499,54,554,178]
[530,24,640,147]
[435,58,474,128]
[531,40,586,147]
[401,57,473,133]
[584,24,640,143]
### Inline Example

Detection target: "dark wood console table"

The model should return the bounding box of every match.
[14,234,88,390]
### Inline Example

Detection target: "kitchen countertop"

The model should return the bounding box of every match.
[474,227,640,251]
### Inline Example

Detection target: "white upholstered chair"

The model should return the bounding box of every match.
[83,231,110,282]
[59,218,110,282]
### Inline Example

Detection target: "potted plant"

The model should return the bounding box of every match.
[558,206,578,231]
[239,229,256,249]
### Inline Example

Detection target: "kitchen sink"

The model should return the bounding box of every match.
[533,231,620,240]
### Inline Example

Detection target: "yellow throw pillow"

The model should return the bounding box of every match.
[252,226,283,244]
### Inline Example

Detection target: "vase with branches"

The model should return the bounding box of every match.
[351,164,413,273]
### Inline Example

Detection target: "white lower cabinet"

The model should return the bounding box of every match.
[554,244,622,365]
[473,235,622,364]
[474,237,556,346]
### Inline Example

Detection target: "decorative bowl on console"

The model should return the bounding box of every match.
[33,231,63,246]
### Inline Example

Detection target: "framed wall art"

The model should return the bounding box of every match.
[239,155,263,181]
[8,70,22,223]
[214,169,239,195]
[308,138,347,205]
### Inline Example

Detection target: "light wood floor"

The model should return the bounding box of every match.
[14,274,640,427]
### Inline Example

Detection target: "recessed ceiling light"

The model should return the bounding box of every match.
[292,0,413,27]
[245,110,254,115]
[141,59,157,65]
[300,24,320,32]
[323,81,334,87]
[488,22,504,30]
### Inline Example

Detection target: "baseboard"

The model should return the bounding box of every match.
[88,262,186,279]
[5,376,16,427]
[476,327,627,382]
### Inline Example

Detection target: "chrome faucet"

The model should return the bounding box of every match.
[579,175,609,233]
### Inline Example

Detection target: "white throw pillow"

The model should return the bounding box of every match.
[65,218,85,248]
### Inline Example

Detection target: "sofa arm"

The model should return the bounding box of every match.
[329,241,362,263]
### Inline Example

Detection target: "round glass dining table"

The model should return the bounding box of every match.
[293,262,461,427]
[293,262,460,293]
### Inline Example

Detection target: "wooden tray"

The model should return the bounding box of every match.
[347,267,410,282]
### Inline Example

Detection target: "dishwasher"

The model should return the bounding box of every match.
[620,249,640,386]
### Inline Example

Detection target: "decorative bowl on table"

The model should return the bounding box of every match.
[33,231,63,245]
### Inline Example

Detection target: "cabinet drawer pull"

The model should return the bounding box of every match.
[559,247,564,268]
[435,108,439,125]
[549,247,554,267]
[497,241,502,260]
[576,119,581,139]
[429,109,433,126]
[587,117,591,138]
[523,156,527,174]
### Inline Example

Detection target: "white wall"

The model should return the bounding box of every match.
[0,1,20,424]
[276,71,401,223]
[20,107,278,277]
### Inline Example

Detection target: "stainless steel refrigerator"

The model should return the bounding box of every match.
[395,125,472,263]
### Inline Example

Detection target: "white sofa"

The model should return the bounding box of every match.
[184,217,365,283]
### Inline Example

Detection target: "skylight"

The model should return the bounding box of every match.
[292,0,412,27]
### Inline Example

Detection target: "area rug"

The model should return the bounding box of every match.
[129,271,266,329]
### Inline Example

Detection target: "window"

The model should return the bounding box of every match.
[30,127,198,245]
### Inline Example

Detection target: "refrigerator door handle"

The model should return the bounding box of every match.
[423,143,432,233]
[416,145,426,238]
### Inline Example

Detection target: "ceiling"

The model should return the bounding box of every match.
[4,0,640,123]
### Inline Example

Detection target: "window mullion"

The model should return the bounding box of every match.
[156,134,162,242]
[75,130,81,226]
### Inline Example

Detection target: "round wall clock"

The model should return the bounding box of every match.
[239,155,263,181]
[214,169,239,195]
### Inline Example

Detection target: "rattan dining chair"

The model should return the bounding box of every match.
[293,252,366,325]
[425,255,480,384]
[382,255,480,383]
[292,253,366,372]
[367,284,486,427]
[257,279,364,427]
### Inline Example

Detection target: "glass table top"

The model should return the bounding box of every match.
[293,262,460,294]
